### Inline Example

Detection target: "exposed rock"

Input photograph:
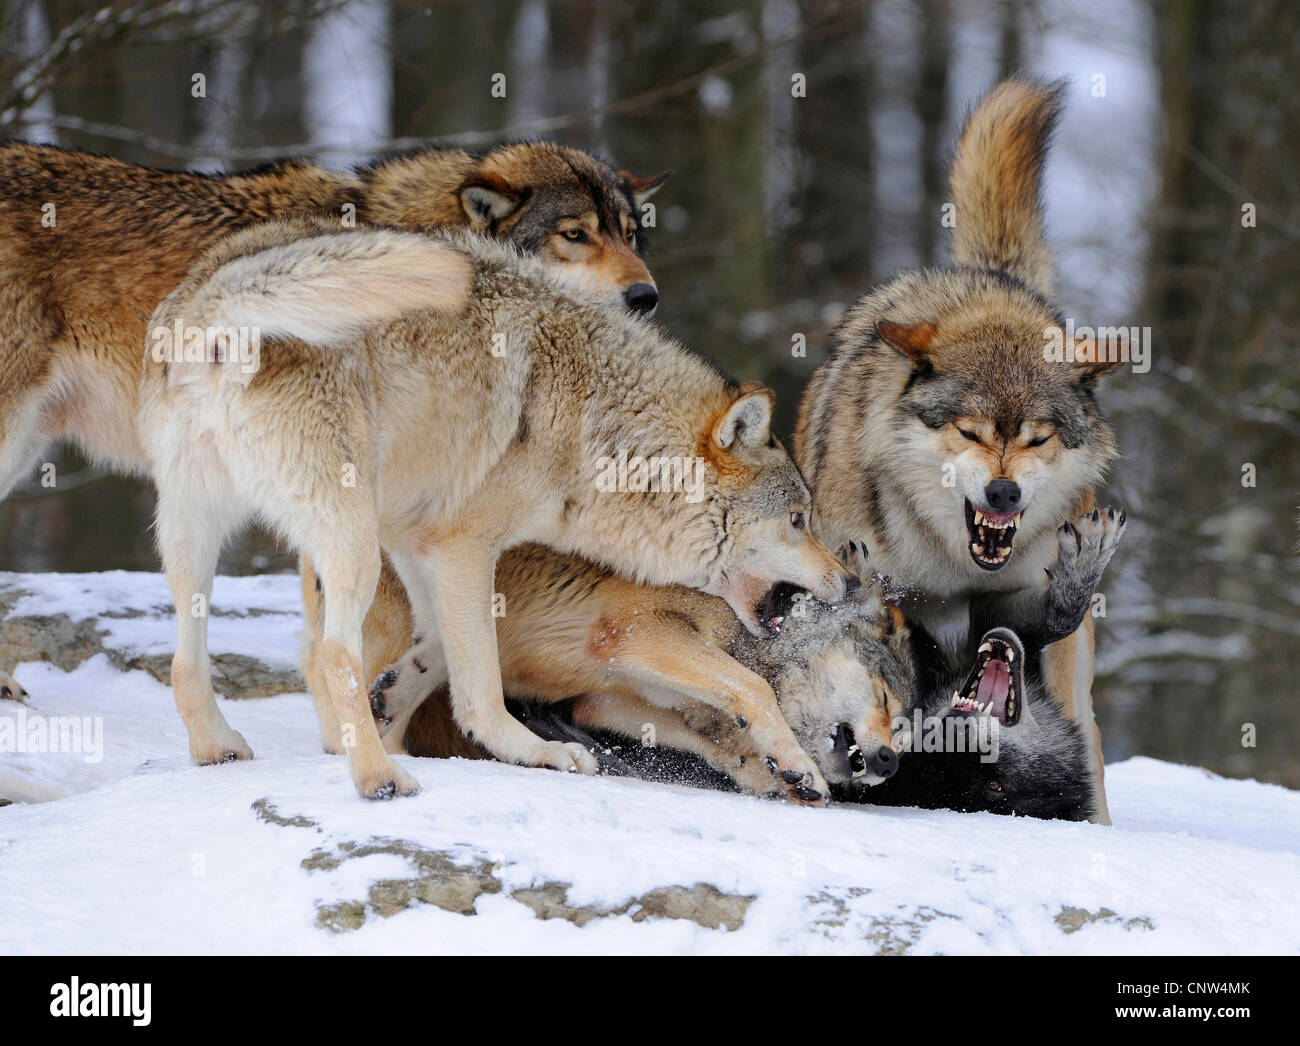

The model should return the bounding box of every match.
[1055,906,1155,934]
[631,884,754,932]
[300,835,755,934]
[0,601,302,699]
[251,798,321,831]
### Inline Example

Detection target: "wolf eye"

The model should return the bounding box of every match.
[562,229,587,243]
[958,428,980,442]
[986,779,1002,792]
[790,511,806,530]
[1027,433,1052,447]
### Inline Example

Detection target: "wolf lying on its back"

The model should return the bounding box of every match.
[350,545,915,799]
[863,627,1092,821]
[0,138,665,704]
[795,79,1126,822]
[141,221,854,799]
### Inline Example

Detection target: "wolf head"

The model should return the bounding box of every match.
[869,627,1093,820]
[745,580,916,787]
[580,377,858,638]
[364,141,668,315]
[876,303,1121,577]
[696,385,860,636]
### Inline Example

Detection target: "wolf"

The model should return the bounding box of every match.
[0,138,666,701]
[139,220,855,800]
[794,79,1127,822]
[349,545,915,800]
[862,627,1093,821]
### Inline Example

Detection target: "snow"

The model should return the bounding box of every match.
[2,571,1298,955]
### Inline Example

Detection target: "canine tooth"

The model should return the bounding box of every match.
[1006,648,1015,663]
[973,544,985,555]
[978,642,992,654]
[1013,512,1023,526]
[974,509,985,525]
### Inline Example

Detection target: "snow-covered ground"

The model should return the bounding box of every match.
[1,571,1297,955]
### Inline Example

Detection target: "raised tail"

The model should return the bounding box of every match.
[152,221,474,385]
[949,77,1065,297]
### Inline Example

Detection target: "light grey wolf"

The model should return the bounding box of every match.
[794,78,1127,823]
[0,138,667,702]
[355,544,915,801]
[139,220,855,799]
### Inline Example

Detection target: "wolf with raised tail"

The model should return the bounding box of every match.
[139,220,854,800]
[795,79,1127,822]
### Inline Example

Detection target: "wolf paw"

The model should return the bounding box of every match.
[190,726,254,765]
[1056,506,1126,581]
[764,754,829,807]
[354,758,421,800]
[526,740,599,775]
[0,673,30,704]
[1043,507,1126,642]
[836,540,871,580]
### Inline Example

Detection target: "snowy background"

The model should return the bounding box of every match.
[2,571,1297,955]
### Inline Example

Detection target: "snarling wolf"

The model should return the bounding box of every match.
[140,222,855,799]
[794,79,1127,822]
[346,545,914,802]
[863,626,1092,821]
[0,138,666,701]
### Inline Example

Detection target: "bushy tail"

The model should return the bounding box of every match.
[949,77,1065,297]
[167,223,473,352]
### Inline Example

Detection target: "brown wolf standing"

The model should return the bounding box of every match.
[0,139,666,701]
[794,79,1127,823]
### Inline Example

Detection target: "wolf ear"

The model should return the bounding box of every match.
[876,320,938,363]
[459,174,525,227]
[1072,334,1126,381]
[621,169,671,208]
[712,383,775,450]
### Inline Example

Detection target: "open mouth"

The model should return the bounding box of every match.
[833,722,867,778]
[949,628,1025,726]
[755,582,805,635]
[963,499,1023,571]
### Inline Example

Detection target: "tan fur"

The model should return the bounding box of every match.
[347,544,907,801]
[794,79,1122,824]
[142,224,853,799]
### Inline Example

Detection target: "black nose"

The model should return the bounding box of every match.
[984,479,1022,513]
[623,282,658,314]
[868,746,898,780]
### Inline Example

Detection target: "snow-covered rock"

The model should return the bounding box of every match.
[1,570,1297,955]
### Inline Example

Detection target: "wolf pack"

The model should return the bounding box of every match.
[0,78,1129,825]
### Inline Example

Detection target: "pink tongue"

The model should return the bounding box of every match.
[977,660,1011,716]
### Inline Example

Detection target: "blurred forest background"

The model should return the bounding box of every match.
[0,0,1296,786]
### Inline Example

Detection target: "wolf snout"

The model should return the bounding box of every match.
[983,478,1022,513]
[866,745,898,779]
[622,282,659,315]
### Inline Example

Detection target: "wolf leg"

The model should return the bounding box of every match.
[592,616,828,804]
[156,490,253,765]
[314,542,419,799]
[974,507,1125,651]
[299,556,344,755]
[0,387,61,705]
[424,537,597,773]
[368,549,450,751]
[1042,616,1111,825]
[572,693,786,798]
